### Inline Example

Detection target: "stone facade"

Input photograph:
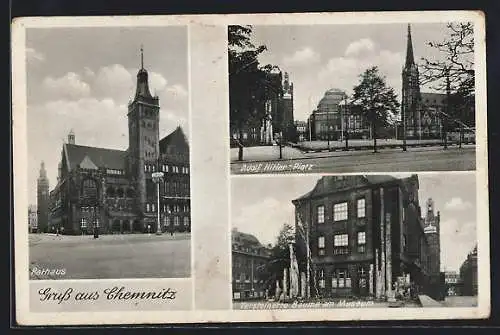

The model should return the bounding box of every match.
[48,61,190,235]
[232,229,272,300]
[293,175,441,300]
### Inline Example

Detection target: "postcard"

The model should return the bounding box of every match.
[12,11,489,325]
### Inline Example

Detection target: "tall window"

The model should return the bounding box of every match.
[334,233,349,255]
[357,231,366,253]
[334,202,348,221]
[318,236,325,256]
[82,179,98,199]
[174,216,180,226]
[183,216,190,226]
[332,269,351,288]
[318,269,325,289]
[357,198,366,218]
[146,203,150,212]
[152,203,156,212]
[317,205,325,224]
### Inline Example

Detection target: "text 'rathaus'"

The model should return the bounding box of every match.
[39,55,191,235]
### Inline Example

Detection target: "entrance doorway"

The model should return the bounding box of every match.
[358,266,369,296]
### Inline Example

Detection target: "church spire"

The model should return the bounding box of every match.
[405,24,415,66]
[140,44,144,70]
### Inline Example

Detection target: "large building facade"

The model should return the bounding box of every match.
[460,245,478,296]
[308,89,369,141]
[37,162,50,233]
[28,205,38,233]
[232,229,272,300]
[48,57,190,235]
[293,175,442,300]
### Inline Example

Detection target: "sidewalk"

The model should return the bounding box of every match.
[418,295,443,307]
[230,144,474,164]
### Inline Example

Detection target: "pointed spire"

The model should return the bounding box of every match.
[39,161,47,179]
[405,24,415,66]
[140,44,144,70]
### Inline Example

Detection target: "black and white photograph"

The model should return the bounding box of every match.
[231,173,478,309]
[26,26,191,280]
[229,23,476,174]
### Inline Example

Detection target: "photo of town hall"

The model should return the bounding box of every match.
[27,27,191,280]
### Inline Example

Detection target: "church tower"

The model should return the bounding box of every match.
[402,24,421,139]
[424,198,441,276]
[37,161,50,233]
[127,46,160,227]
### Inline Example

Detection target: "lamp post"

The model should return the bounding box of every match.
[328,125,333,151]
[278,131,283,159]
[152,171,164,235]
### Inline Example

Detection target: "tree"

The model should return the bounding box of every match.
[259,223,296,296]
[229,25,281,161]
[352,67,400,153]
[420,22,475,147]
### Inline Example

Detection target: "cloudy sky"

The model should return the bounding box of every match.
[231,173,477,272]
[26,26,188,205]
[251,22,462,122]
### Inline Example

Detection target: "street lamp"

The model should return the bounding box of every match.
[152,171,164,235]
[328,125,333,151]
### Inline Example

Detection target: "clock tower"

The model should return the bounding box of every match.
[127,47,160,225]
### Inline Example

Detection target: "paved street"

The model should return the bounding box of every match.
[29,233,191,280]
[231,146,475,174]
[441,296,478,307]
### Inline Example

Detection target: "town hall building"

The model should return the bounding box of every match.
[48,51,190,235]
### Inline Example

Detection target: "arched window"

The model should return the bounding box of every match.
[82,178,98,199]
[183,216,189,226]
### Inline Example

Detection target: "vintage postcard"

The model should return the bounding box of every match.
[12,11,489,325]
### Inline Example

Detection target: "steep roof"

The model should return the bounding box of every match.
[421,92,447,106]
[64,144,127,171]
[293,175,400,201]
[160,126,188,147]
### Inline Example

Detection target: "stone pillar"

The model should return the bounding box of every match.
[300,272,306,298]
[283,268,288,298]
[375,248,380,299]
[380,187,386,298]
[369,263,374,296]
[129,220,133,232]
[386,212,393,298]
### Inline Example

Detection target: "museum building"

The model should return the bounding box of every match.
[293,175,442,300]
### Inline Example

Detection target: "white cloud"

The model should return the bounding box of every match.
[93,64,135,101]
[26,47,45,63]
[232,197,294,246]
[439,219,477,272]
[42,72,91,100]
[445,197,473,210]
[317,48,402,96]
[345,38,375,57]
[283,47,320,67]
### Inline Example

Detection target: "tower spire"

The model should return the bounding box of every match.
[140,44,144,70]
[405,24,415,66]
